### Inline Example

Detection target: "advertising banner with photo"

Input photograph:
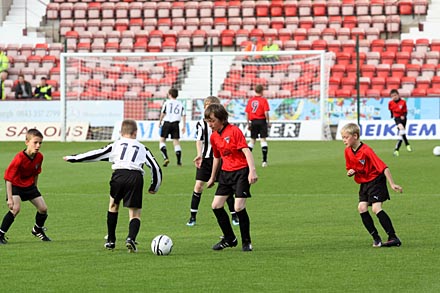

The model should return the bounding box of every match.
[112,120,323,141]
[192,97,440,125]
[336,120,440,140]
[0,122,89,141]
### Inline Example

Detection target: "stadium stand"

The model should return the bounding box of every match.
[0,0,438,106]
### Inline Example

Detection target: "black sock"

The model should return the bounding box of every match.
[190,191,202,218]
[395,140,402,151]
[237,208,251,244]
[176,150,182,164]
[0,211,15,234]
[360,211,380,240]
[262,146,268,162]
[128,218,141,241]
[35,212,48,228]
[107,211,118,242]
[161,146,168,160]
[402,134,409,146]
[226,195,235,214]
[376,210,397,239]
[212,208,235,242]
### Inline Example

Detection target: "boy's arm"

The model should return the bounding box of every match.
[63,143,113,163]
[181,113,186,134]
[193,140,203,168]
[144,148,162,194]
[34,174,39,187]
[384,167,403,193]
[242,148,258,184]
[5,180,14,210]
[207,157,221,188]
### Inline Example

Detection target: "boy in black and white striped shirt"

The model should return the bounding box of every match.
[64,119,162,253]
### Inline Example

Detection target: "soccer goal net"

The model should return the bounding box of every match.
[59,50,332,141]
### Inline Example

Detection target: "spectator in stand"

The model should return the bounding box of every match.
[1,70,8,100]
[262,37,280,63]
[14,74,33,99]
[244,37,263,62]
[34,77,52,100]
[0,50,9,73]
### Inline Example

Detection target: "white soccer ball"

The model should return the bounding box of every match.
[433,146,440,156]
[151,235,173,255]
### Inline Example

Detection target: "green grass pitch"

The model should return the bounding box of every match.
[0,140,439,292]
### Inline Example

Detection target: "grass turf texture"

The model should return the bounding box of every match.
[0,140,439,292]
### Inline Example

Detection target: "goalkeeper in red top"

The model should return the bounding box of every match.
[245,84,270,167]
[0,129,51,244]
[341,123,403,248]
[205,103,258,252]
[388,89,412,156]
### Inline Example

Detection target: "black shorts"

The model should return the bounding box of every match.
[359,173,390,205]
[110,169,144,209]
[215,167,251,198]
[8,185,41,201]
[250,119,268,139]
[195,157,214,182]
[394,117,407,128]
[161,121,180,139]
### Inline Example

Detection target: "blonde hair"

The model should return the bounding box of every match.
[341,123,360,137]
[120,119,137,136]
[204,96,220,108]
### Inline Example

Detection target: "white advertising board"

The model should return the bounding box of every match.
[336,120,440,140]
[0,122,89,141]
[112,120,324,141]
[0,101,123,126]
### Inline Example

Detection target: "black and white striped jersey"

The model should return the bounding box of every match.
[195,118,213,159]
[65,137,162,192]
[161,99,186,122]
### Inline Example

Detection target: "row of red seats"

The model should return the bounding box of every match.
[47,0,428,20]
[59,15,400,36]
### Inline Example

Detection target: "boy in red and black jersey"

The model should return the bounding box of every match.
[341,123,403,248]
[1,129,51,244]
[388,89,412,156]
[245,84,270,167]
[205,103,258,252]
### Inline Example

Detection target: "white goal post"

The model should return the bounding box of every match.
[59,50,332,141]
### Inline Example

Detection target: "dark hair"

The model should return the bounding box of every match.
[168,88,178,98]
[26,128,43,141]
[255,84,264,94]
[41,77,47,80]
[390,89,399,96]
[204,103,228,123]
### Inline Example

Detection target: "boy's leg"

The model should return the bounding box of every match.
[236,207,252,251]
[160,140,169,166]
[106,197,119,249]
[30,197,51,241]
[174,142,182,166]
[359,203,381,247]
[188,190,202,226]
[212,196,236,249]
[375,209,401,247]
[261,139,268,166]
[126,208,141,253]
[226,195,239,225]
[0,211,16,244]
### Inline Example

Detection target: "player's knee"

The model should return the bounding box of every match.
[357,205,368,213]
[38,207,48,214]
[11,207,20,216]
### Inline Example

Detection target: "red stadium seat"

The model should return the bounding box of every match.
[396,52,410,65]
[376,64,391,78]
[227,1,241,17]
[407,64,421,77]
[312,1,327,16]
[381,51,396,65]
[285,0,298,16]
[391,64,406,79]
[398,0,413,15]
[270,0,284,17]
[371,77,385,91]
[400,39,415,53]
[412,87,426,97]
[255,0,270,17]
